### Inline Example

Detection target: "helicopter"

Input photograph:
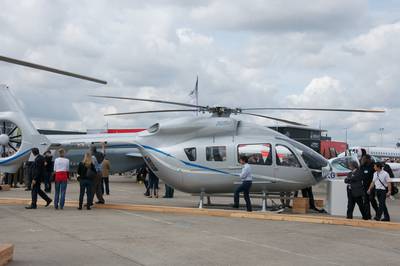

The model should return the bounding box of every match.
[0,55,385,204]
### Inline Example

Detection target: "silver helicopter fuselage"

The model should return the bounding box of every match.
[47,115,330,194]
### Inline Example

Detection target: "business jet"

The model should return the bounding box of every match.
[339,146,400,159]
[0,55,384,201]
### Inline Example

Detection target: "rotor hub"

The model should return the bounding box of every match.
[0,134,9,146]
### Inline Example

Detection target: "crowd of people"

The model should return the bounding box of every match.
[1,146,113,210]
[345,154,397,221]
[136,166,174,198]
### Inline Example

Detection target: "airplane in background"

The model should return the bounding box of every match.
[338,146,400,160]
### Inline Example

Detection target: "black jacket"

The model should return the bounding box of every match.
[32,155,46,182]
[360,163,374,189]
[77,162,96,180]
[345,169,365,198]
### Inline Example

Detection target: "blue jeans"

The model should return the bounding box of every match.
[54,181,67,209]
[233,181,252,211]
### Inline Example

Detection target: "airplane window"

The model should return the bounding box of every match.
[184,147,196,161]
[206,146,226,162]
[275,145,301,168]
[237,143,272,165]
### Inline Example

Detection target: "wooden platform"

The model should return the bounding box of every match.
[0,197,399,230]
[0,185,10,191]
[0,244,13,266]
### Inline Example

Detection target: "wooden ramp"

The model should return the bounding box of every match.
[0,244,13,266]
[0,197,399,231]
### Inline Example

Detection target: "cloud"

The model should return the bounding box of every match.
[0,1,399,148]
[191,0,367,33]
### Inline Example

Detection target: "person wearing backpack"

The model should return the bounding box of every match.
[367,162,392,221]
[77,152,96,210]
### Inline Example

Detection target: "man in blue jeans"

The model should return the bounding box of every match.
[233,156,253,212]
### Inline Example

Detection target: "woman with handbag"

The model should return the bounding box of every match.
[367,162,392,221]
[344,161,367,220]
[77,152,97,210]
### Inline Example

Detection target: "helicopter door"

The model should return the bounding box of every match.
[274,144,305,184]
[237,143,275,183]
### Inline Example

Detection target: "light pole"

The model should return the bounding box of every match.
[379,128,384,146]
[344,128,348,155]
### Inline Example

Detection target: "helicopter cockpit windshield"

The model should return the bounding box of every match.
[277,137,328,170]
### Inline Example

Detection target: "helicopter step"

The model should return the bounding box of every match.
[194,189,290,212]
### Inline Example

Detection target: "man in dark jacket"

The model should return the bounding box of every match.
[26,148,52,209]
[43,151,53,192]
[345,161,367,220]
[360,154,378,219]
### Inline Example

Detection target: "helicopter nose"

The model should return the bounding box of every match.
[321,162,335,181]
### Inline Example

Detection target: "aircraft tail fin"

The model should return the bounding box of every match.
[0,84,50,173]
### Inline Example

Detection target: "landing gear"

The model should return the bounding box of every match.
[198,191,204,209]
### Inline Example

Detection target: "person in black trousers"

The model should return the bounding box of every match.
[233,156,252,212]
[163,184,174,198]
[360,154,378,219]
[77,152,96,210]
[43,151,53,192]
[367,162,392,221]
[345,161,367,220]
[26,148,52,209]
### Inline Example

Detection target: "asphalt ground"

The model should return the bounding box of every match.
[1,176,400,265]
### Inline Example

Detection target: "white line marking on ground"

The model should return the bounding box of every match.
[117,210,174,225]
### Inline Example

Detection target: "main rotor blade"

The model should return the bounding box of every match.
[241,112,307,126]
[105,109,199,116]
[0,55,107,84]
[241,107,385,113]
[91,95,207,109]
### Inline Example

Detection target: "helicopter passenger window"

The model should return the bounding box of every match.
[275,145,301,168]
[184,147,196,161]
[237,144,272,165]
[206,146,226,161]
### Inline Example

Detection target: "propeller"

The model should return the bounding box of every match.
[90,95,207,109]
[91,95,385,126]
[240,112,307,126]
[0,55,107,84]
[105,109,199,116]
[241,107,385,113]
[0,120,22,158]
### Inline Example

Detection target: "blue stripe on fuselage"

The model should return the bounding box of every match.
[0,149,32,165]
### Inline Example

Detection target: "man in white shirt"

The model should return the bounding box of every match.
[367,162,392,221]
[233,156,252,212]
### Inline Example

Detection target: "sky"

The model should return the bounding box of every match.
[0,0,399,147]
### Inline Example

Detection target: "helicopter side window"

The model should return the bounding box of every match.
[206,146,226,162]
[275,145,301,168]
[184,147,197,161]
[237,143,272,165]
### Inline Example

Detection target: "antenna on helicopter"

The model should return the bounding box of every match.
[90,95,385,126]
[0,55,107,84]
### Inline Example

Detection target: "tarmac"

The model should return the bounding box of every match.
[1,175,400,266]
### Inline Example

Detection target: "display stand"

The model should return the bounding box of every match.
[326,179,361,217]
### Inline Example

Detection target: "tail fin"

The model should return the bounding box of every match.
[0,84,50,173]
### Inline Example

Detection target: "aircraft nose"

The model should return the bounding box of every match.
[321,162,335,181]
